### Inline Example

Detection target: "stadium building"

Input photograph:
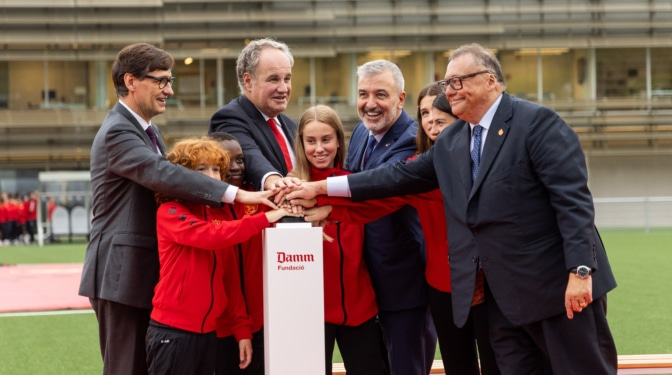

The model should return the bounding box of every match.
[1,0,671,226]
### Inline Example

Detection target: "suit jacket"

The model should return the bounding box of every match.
[209,95,298,190]
[345,110,427,311]
[79,102,231,310]
[347,93,616,326]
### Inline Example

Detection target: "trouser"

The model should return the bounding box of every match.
[487,284,617,375]
[378,305,437,375]
[146,319,217,375]
[324,317,387,375]
[428,285,500,374]
[90,298,151,375]
[215,328,265,375]
[26,220,36,243]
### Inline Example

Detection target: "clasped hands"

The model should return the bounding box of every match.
[264,177,331,222]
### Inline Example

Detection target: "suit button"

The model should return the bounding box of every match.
[471,228,478,235]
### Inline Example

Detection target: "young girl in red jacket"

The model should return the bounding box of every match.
[146,136,295,375]
[210,132,267,375]
[305,88,500,375]
[293,105,386,375]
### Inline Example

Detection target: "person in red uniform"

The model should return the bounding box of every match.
[24,191,38,244]
[146,136,296,374]
[210,132,267,375]
[6,194,21,245]
[0,192,8,245]
[299,91,500,375]
[293,105,386,375]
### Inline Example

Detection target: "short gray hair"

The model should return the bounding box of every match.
[356,60,405,94]
[236,38,294,94]
[449,43,506,88]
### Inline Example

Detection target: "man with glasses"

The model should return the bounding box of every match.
[79,43,276,375]
[286,43,618,374]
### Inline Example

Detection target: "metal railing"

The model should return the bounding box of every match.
[594,197,672,232]
[2,98,672,168]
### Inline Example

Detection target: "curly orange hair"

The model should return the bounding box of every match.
[155,136,230,205]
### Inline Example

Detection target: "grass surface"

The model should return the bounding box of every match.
[0,229,670,375]
[0,311,101,374]
[599,229,672,354]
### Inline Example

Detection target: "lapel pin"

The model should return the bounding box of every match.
[385,143,390,147]
[498,129,504,136]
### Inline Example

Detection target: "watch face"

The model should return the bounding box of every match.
[577,266,591,278]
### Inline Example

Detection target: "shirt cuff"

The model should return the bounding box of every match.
[326,175,351,197]
[222,185,239,204]
[260,172,283,191]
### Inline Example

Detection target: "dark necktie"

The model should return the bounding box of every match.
[470,125,483,183]
[146,126,159,154]
[362,134,377,168]
[267,118,293,172]
[470,124,486,305]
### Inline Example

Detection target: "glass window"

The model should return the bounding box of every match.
[596,48,646,98]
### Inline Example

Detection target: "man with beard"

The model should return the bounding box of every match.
[344,60,436,375]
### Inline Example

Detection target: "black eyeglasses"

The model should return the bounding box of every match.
[144,74,175,89]
[438,70,493,92]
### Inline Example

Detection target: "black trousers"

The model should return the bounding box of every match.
[90,298,151,375]
[146,319,217,375]
[428,286,500,375]
[215,328,265,375]
[325,317,388,375]
[486,284,617,375]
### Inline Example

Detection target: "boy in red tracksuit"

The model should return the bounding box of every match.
[210,132,266,375]
[146,136,295,375]
[293,106,386,375]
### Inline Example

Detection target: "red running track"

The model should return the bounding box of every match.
[0,263,91,313]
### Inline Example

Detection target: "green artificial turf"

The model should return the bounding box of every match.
[0,229,670,374]
[0,241,88,265]
[0,311,102,374]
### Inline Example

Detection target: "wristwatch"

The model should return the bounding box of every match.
[570,265,592,279]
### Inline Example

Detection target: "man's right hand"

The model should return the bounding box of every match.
[264,175,302,204]
[285,180,328,201]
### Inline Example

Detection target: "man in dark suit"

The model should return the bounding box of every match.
[78,43,276,375]
[209,38,298,191]
[345,59,436,375]
[287,44,617,374]
[208,37,298,375]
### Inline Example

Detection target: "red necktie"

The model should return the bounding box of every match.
[267,118,293,172]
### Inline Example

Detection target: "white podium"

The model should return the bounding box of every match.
[263,222,325,375]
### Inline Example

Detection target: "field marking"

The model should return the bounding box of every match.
[0,309,94,318]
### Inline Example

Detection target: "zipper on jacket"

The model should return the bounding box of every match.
[336,222,348,325]
[201,204,216,333]
[227,204,249,314]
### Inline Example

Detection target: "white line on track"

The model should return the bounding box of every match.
[0,309,94,318]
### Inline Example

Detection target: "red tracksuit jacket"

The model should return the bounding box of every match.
[319,156,452,293]
[312,166,378,326]
[152,200,268,335]
[216,200,265,338]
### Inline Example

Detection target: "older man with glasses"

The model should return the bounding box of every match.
[286,43,618,375]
